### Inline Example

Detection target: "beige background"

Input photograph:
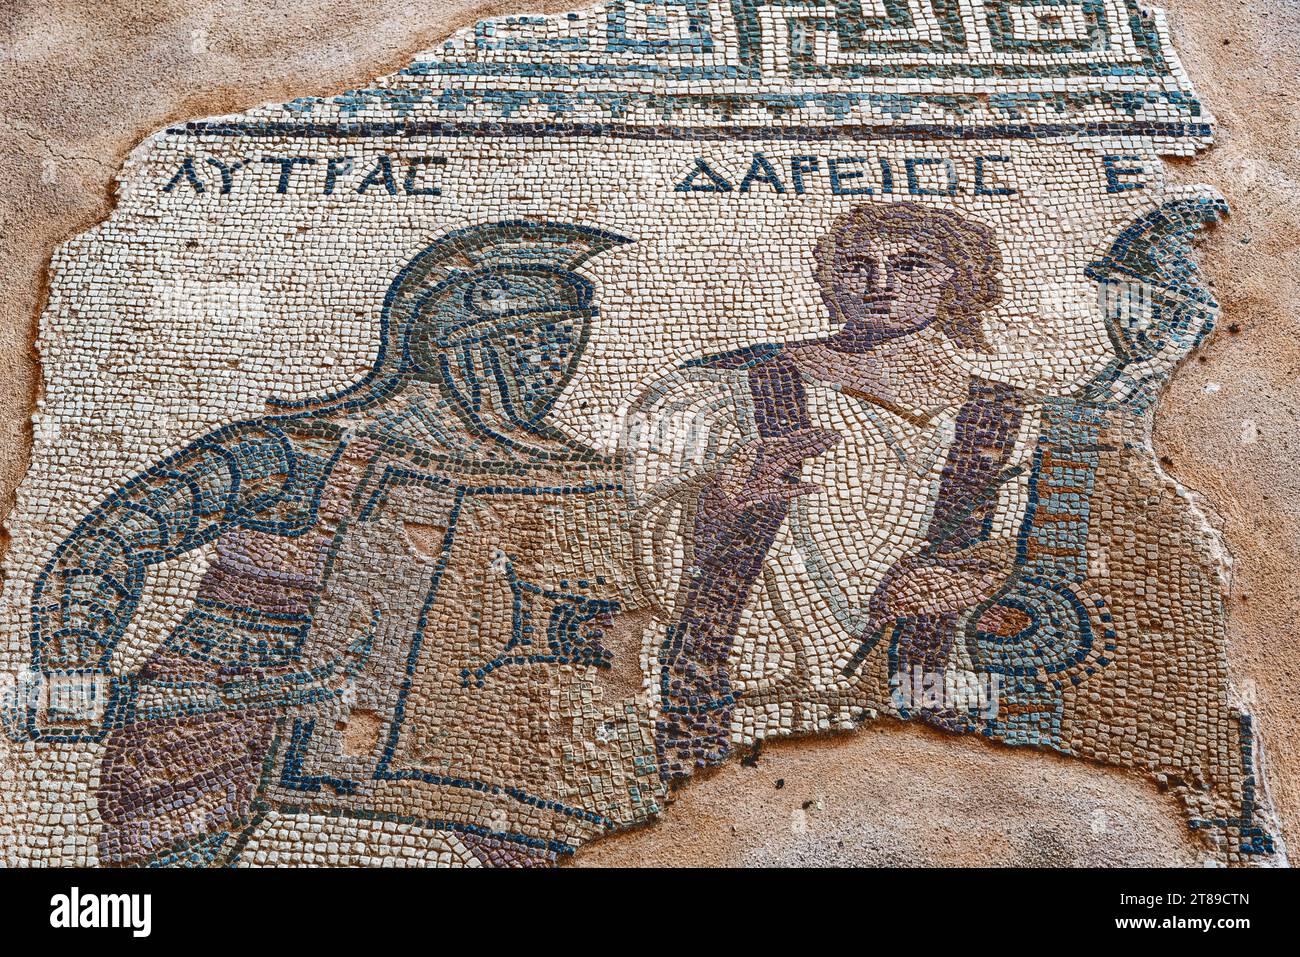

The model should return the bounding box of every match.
[0,0,1295,865]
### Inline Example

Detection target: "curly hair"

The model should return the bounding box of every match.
[813,202,1003,351]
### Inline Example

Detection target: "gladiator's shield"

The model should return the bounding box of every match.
[259,462,661,852]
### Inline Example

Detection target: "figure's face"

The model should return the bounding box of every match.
[411,266,594,430]
[825,235,955,341]
[490,317,585,426]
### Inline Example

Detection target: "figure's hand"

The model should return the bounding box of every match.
[866,552,1008,631]
[2,668,114,742]
[213,631,376,709]
[711,428,842,509]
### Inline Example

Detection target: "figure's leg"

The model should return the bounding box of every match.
[97,655,276,867]
[890,614,970,730]
[657,620,736,778]
[656,493,790,779]
[892,614,958,675]
[457,831,559,868]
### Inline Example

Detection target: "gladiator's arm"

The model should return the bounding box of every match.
[927,381,1028,556]
[849,383,1030,674]
[873,382,1029,625]
[29,419,310,675]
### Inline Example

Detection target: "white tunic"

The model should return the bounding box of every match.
[624,345,1038,742]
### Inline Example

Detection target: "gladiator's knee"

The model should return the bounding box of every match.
[97,707,275,866]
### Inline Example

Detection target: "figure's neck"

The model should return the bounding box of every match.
[786,327,971,418]
[356,372,490,444]
[373,372,454,421]
[357,370,589,458]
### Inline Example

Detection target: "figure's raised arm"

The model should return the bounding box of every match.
[29,419,311,675]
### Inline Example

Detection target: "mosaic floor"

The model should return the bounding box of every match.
[0,0,1283,866]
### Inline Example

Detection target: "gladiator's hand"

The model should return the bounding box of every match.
[2,668,114,742]
[712,428,842,509]
[866,553,1006,631]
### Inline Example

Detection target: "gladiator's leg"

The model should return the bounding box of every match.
[97,655,275,867]
[657,491,789,779]
[893,614,958,675]
[890,614,966,729]
[457,831,559,868]
[657,620,738,778]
